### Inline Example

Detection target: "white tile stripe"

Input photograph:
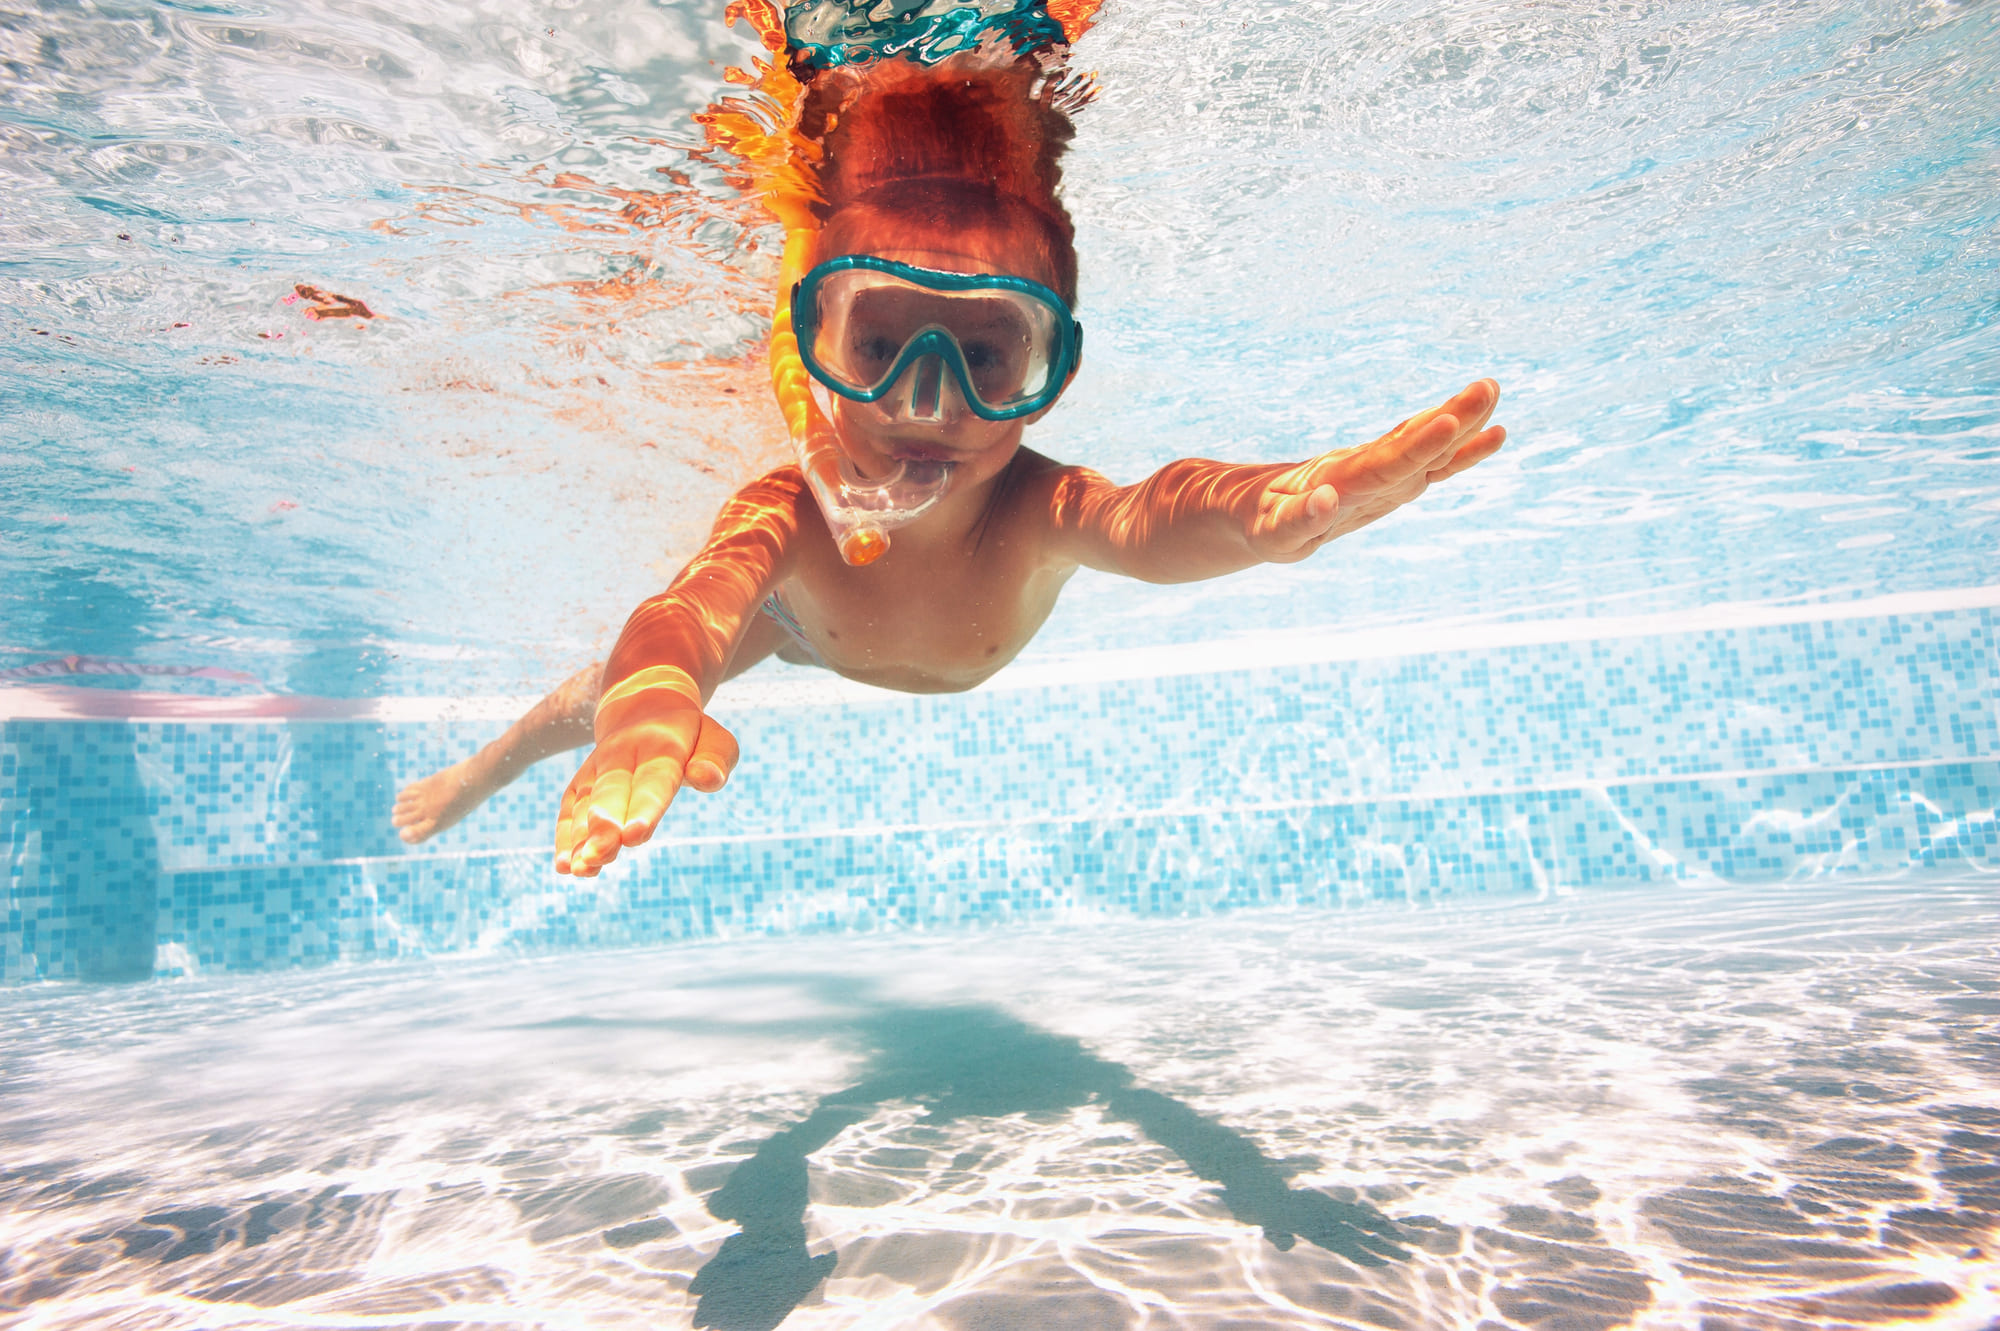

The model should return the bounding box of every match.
[157,752,1998,875]
[3,584,1996,722]
[945,583,2000,700]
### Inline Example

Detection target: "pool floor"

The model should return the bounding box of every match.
[1,876,1996,1329]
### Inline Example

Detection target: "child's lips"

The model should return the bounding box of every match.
[885,442,958,464]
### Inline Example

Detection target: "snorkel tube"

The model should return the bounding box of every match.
[771,231,952,566]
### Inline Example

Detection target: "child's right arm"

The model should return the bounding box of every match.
[555,469,806,877]
[1046,379,1504,584]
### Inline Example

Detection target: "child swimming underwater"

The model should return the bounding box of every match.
[392,1,1506,868]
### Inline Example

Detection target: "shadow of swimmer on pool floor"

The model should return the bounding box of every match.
[606,1004,1408,1331]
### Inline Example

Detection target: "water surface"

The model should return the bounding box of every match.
[3,0,1996,695]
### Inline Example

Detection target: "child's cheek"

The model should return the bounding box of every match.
[826,402,894,465]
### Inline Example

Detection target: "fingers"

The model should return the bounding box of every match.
[579,749,636,868]
[1313,378,1502,495]
[553,738,658,877]
[554,761,591,876]
[610,714,741,846]
[683,713,741,794]
[558,749,632,877]
[1429,424,1505,483]
[1260,379,1503,563]
[1385,379,1498,466]
[1441,377,1499,437]
[1333,411,1460,494]
[619,748,686,847]
[554,710,743,875]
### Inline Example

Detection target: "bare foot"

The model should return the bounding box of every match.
[392,754,501,844]
[393,664,601,845]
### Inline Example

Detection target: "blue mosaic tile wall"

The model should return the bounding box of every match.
[4,607,1995,981]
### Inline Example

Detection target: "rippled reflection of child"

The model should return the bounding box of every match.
[394,51,1504,866]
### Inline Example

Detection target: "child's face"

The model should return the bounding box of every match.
[814,216,1075,490]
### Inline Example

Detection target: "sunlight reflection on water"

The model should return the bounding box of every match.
[1,0,1996,694]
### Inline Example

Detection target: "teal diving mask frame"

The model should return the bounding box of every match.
[790,255,1082,422]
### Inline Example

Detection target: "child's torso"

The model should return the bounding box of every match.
[774,454,1076,693]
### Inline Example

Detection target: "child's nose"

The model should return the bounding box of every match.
[909,355,944,419]
[895,354,967,423]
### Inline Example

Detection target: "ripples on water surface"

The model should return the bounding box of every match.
[1,879,1997,1328]
[2,0,1995,694]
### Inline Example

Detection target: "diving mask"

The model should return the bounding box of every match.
[791,255,1082,423]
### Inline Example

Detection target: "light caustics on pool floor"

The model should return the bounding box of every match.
[0,877,1995,1330]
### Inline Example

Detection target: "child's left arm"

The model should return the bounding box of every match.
[1049,379,1504,583]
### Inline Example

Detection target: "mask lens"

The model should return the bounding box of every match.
[811,270,1059,412]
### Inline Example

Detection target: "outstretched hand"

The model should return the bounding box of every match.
[1248,378,1505,563]
[555,666,740,876]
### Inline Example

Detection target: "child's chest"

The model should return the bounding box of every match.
[782,536,1073,691]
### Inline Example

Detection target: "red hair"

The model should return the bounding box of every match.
[799,55,1080,302]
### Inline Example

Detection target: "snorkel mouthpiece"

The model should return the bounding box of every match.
[815,438,953,565]
[772,237,953,565]
[793,381,954,567]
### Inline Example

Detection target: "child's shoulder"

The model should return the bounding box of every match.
[994,449,1127,569]
[998,447,1092,523]
[1010,448,1121,522]
[1009,448,1107,497]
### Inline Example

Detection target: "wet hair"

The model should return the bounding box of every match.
[813,178,1076,303]
[798,54,1080,304]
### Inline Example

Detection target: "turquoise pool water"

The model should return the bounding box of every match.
[2,0,1998,1326]
[2,0,1994,691]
